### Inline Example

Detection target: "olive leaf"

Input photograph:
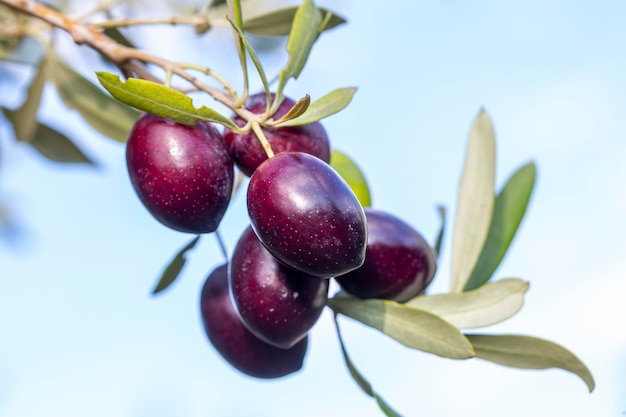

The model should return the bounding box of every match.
[466,334,595,392]
[227,0,248,94]
[407,278,529,329]
[330,149,372,207]
[273,0,322,111]
[153,235,201,294]
[46,55,138,142]
[450,110,496,293]
[4,59,46,141]
[96,72,237,129]
[271,94,310,125]
[333,315,403,417]
[276,87,357,127]
[243,6,346,37]
[464,162,537,291]
[28,123,95,164]
[328,297,474,359]
[433,205,446,260]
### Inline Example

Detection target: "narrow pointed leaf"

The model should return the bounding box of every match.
[333,316,403,417]
[466,334,595,392]
[464,162,537,291]
[277,87,357,127]
[96,72,237,129]
[433,205,446,260]
[227,0,248,92]
[227,17,270,100]
[4,60,47,141]
[103,27,135,48]
[46,56,138,142]
[407,278,529,329]
[450,110,496,293]
[28,123,95,164]
[330,149,371,207]
[272,94,310,125]
[153,236,201,294]
[328,298,474,359]
[274,0,322,109]
[243,6,346,37]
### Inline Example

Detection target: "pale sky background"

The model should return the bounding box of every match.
[1,0,625,416]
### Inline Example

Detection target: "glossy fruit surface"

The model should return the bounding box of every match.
[224,93,330,176]
[200,264,308,379]
[335,209,437,302]
[230,226,329,349]
[247,152,367,278]
[126,113,233,233]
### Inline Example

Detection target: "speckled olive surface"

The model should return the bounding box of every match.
[224,93,330,176]
[230,226,329,349]
[200,264,308,379]
[126,113,233,233]
[247,152,367,278]
[336,209,437,302]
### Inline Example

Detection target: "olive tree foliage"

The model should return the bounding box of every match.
[0,0,594,415]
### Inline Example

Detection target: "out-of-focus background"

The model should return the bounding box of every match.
[1,0,624,416]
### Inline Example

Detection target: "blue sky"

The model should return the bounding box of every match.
[1,0,625,416]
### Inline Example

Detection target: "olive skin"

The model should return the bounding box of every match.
[230,226,329,349]
[224,93,330,176]
[336,209,437,302]
[126,113,233,233]
[200,264,308,379]
[247,152,367,278]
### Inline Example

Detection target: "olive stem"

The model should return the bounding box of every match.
[251,121,274,159]
[214,229,229,262]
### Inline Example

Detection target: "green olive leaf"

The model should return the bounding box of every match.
[273,0,322,111]
[243,6,346,37]
[153,235,201,295]
[433,205,446,260]
[28,123,95,164]
[328,298,474,359]
[330,149,371,207]
[46,55,138,142]
[271,94,310,125]
[95,72,237,129]
[407,278,529,329]
[227,0,248,93]
[276,87,357,127]
[450,109,496,293]
[4,60,46,141]
[466,334,595,392]
[333,315,403,417]
[464,162,537,291]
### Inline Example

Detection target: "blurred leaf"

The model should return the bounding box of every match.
[103,27,135,48]
[277,87,357,127]
[46,56,138,142]
[333,315,403,417]
[274,0,322,109]
[407,278,528,329]
[467,334,595,392]
[450,110,496,293]
[243,6,345,36]
[330,149,371,207]
[29,123,95,164]
[153,235,201,294]
[227,17,270,102]
[272,94,310,124]
[4,60,47,141]
[464,162,537,291]
[433,205,446,260]
[328,298,474,359]
[227,0,248,93]
[96,72,237,129]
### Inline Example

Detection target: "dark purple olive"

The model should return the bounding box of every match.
[224,93,330,176]
[336,209,436,302]
[126,113,233,233]
[200,264,308,379]
[230,226,329,349]
[247,152,367,278]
